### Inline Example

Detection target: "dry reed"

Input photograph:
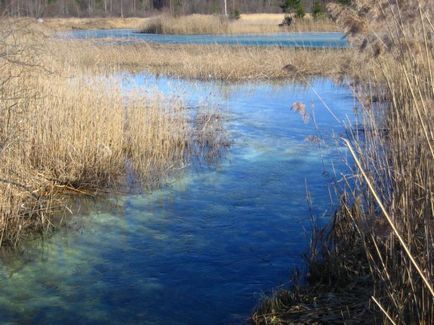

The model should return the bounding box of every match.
[0,19,225,247]
[30,14,340,34]
[140,14,340,34]
[50,39,353,81]
[252,0,434,324]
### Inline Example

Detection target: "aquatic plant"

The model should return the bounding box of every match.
[290,102,310,123]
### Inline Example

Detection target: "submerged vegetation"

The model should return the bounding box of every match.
[253,0,434,323]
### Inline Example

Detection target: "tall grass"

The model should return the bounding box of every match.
[141,15,231,34]
[253,0,433,323]
[30,14,340,34]
[140,14,340,34]
[336,1,434,321]
[51,39,353,81]
[0,19,225,247]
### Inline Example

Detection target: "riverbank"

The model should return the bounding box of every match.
[252,1,434,324]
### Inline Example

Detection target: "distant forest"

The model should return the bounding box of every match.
[0,0,330,17]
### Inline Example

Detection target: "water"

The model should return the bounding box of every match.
[59,29,347,48]
[0,76,355,324]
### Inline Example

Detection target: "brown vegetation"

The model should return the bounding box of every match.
[252,0,434,324]
[140,14,340,34]
[34,14,339,33]
[51,39,353,81]
[0,18,226,247]
[0,12,349,248]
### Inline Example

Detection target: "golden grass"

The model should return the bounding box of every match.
[252,1,434,324]
[50,39,353,81]
[38,14,339,33]
[0,77,191,245]
[0,19,226,247]
[140,14,340,34]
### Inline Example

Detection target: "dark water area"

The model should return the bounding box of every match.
[58,29,347,48]
[0,76,356,324]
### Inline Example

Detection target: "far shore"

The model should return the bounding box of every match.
[32,13,341,34]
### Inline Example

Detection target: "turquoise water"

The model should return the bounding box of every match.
[0,76,355,324]
[59,29,347,48]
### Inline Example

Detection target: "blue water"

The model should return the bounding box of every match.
[59,29,347,48]
[0,76,355,324]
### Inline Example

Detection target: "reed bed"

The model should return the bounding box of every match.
[140,14,340,34]
[35,14,339,34]
[252,0,433,324]
[51,39,354,81]
[0,19,225,247]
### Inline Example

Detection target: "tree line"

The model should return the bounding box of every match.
[0,0,332,17]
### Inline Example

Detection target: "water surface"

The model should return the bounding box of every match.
[59,29,347,48]
[0,76,355,324]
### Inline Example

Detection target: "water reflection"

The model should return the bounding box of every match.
[0,76,355,324]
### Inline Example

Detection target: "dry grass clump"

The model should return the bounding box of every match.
[24,77,192,189]
[287,17,341,33]
[51,39,354,81]
[141,14,230,34]
[0,20,225,247]
[192,106,230,165]
[253,1,434,324]
[140,14,340,34]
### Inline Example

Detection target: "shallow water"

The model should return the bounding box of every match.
[0,76,355,324]
[59,29,347,48]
